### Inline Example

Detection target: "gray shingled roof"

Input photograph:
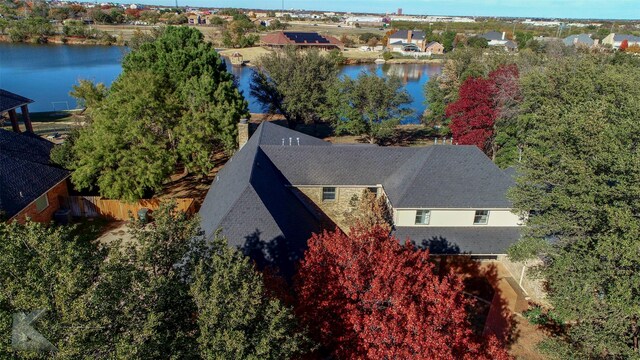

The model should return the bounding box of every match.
[481,31,505,41]
[394,226,522,254]
[563,34,594,47]
[0,129,69,218]
[198,123,322,276]
[0,89,33,113]
[613,34,640,42]
[199,121,519,262]
[389,30,426,41]
[263,144,514,208]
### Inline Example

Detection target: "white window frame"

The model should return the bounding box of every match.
[473,210,490,225]
[415,210,431,225]
[34,194,49,213]
[322,187,336,202]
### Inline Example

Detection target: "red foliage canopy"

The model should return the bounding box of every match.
[446,64,520,157]
[620,39,629,51]
[295,225,510,360]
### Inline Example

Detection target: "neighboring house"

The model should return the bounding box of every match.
[1,89,70,223]
[602,33,640,49]
[199,121,522,277]
[387,30,427,52]
[425,41,444,54]
[563,34,595,47]
[481,31,517,51]
[260,31,343,50]
[0,129,70,223]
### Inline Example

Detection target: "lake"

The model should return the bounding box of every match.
[0,43,442,123]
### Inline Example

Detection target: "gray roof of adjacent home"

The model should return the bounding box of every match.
[0,89,33,113]
[393,226,522,254]
[389,30,426,41]
[563,34,594,47]
[0,129,69,219]
[481,31,505,41]
[613,34,640,42]
[199,122,518,267]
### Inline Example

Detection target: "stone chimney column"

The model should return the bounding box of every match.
[502,31,506,40]
[238,118,249,149]
[407,30,413,43]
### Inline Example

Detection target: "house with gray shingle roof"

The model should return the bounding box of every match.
[1,129,70,222]
[481,31,518,52]
[388,30,428,52]
[602,33,640,50]
[199,122,523,275]
[563,34,595,47]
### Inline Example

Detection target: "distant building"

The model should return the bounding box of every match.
[387,30,428,52]
[563,34,595,47]
[397,8,402,15]
[481,31,517,51]
[426,41,444,55]
[345,16,384,26]
[602,33,640,50]
[261,31,343,50]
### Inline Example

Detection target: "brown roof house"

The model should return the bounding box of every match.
[261,31,343,50]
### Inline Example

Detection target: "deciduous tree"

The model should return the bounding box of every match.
[295,225,509,359]
[250,47,340,128]
[325,73,412,143]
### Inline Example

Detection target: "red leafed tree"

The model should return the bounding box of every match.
[446,76,497,154]
[620,39,629,51]
[446,64,520,159]
[295,225,510,360]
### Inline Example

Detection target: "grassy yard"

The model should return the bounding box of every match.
[2,110,84,139]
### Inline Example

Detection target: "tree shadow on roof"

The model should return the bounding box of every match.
[241,229,307,281]
[414,236,462,255]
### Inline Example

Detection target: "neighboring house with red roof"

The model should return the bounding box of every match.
[260,31,343,50]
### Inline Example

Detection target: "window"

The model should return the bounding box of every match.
[322,187,336,201]
[415,210,431,225]
[34,194,49,213]
[474,210,489,225]
[367,187,378,196]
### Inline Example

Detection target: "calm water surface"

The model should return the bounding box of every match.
[0,43,442,123]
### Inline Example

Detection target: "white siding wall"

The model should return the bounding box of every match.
[394,209,522,227]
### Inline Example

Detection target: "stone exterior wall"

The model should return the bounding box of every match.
[497,255,548,305]
[293,186,374,232]
[11,180,69,224]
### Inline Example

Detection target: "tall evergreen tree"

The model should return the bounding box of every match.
[70,26,248,200]
[508,56,640,358]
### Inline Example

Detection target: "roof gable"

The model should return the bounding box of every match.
[0,89,33,113]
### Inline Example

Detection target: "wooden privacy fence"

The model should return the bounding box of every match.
[62,196,196,220]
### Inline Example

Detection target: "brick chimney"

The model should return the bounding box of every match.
[238,118,249,149]
[407,30,413,43]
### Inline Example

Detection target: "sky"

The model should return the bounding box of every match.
[141,0,639,20]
